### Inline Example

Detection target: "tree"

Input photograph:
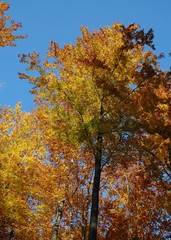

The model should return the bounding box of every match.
[0,1,25,47]
[0,104,66,239]
[101,162,171,239]
[19,23,170,239]
[0,103,95,239]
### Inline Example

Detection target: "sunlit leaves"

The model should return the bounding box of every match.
[0,1,25,47]
[14,22,171,239]
[0,104,65,239]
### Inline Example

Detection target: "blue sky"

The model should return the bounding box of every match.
[0,0,171,112]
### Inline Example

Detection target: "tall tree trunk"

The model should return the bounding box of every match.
[52,201,65,240]
[88,133,102,240]
[81,199,89,240]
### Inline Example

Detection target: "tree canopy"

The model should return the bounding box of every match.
[0,2,171,239]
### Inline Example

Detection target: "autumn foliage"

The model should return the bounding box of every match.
[0,2,171,239]
[0,2,25,47]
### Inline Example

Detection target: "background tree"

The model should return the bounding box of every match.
[0,1,25,47]
[0,103,95,239]
[0,104,68,239]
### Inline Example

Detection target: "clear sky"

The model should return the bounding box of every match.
[0,0,171,111]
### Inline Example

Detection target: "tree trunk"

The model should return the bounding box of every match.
[88,133,102,240]
[81,198,89,240]
[52,201,65,240]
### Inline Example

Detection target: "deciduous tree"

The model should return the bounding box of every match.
[19,23,171,239]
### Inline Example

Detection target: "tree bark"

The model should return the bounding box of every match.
[52,201,65,240]
[88,133,102,240]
